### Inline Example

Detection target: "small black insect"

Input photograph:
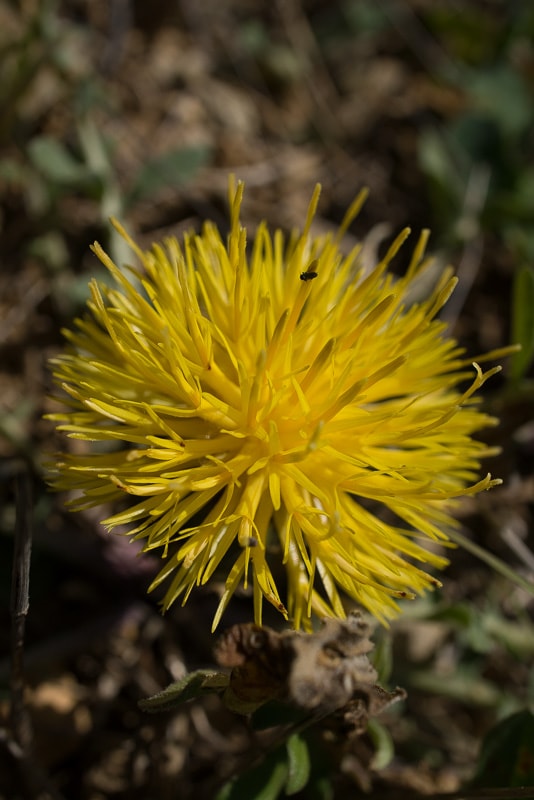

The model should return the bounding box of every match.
[300,259,319,282]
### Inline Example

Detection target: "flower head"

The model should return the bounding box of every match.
[47,180,504,630]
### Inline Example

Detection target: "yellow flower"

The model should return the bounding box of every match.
[47,179,505,630]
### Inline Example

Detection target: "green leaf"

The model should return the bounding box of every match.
[216,748,288,800]
[410,664,502,707]
[371,628,393,684]
[484,614,534,659]
[127,144,212,206]
[285,733,311,795]
[368,719,395,771]
[471,709,534,791]
[510,265,534,381]
[27,136,94,186]
[138,670,228,713]
[216,734,311,799]
[306,776,334,800]
[426,601,474,628]
[466,65,532,140]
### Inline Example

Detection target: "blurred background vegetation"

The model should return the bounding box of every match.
[1,1,533,798]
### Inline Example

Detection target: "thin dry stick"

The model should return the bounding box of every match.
[10,470,33,751]
[7,472,68,800]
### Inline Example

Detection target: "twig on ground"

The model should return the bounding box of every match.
[3,471,68,799]
[10,470,33,752]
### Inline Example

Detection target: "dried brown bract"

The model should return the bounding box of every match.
[214,612,405,726]
[214,622,293,709]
